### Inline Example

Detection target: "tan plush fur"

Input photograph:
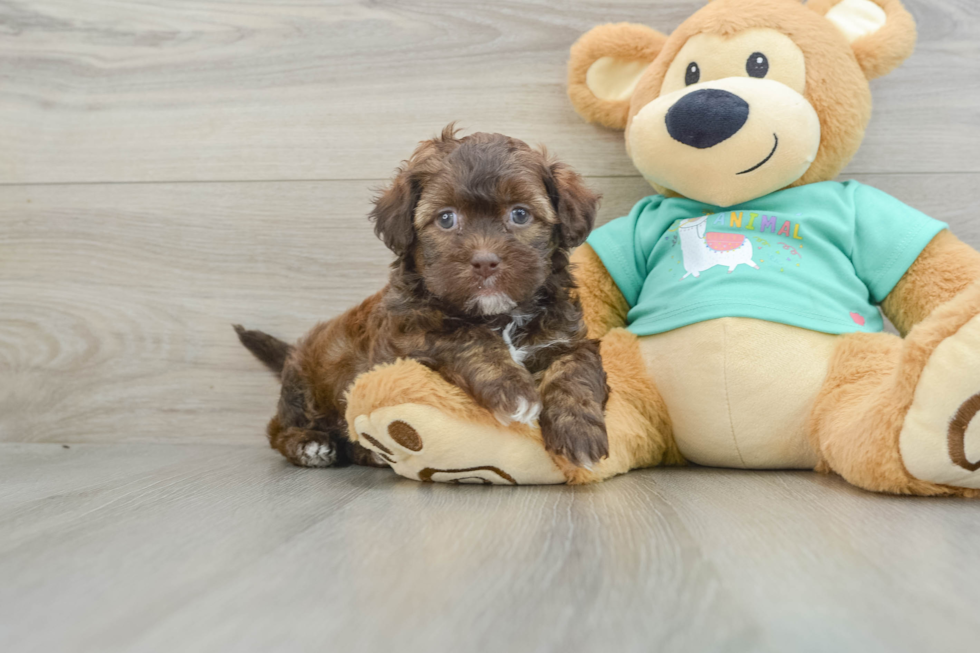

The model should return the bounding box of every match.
[560,0,980,493]
[570,243,630,340]
[567,23,668,130]
[808,0,917,79]
[566,0,918,191]
[881,231,980,336]
[809,281,980,497]
[345,359,539,441]
[808,330,935,494]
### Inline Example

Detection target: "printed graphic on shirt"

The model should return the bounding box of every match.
[668,211,805,280]
[675,216,758,279]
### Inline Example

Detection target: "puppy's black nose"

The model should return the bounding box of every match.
[471,251,500,279]
[665,89,750,149]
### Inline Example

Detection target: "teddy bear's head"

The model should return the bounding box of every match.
[568,0,916,207]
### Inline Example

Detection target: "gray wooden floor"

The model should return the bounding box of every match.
[3,443,980,653]
[2,1,980,651]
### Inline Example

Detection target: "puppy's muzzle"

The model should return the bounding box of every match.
[471,251,501,279]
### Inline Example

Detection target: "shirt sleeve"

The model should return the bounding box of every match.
[585,197,660,307]
[849,182,948,304]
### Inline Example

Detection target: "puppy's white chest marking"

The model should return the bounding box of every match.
[502,320,530,366]
[500,315,570,367]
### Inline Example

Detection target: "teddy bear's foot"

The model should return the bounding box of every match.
[344,359,568,485]
[351,403,567,485]
[900,313,980,489]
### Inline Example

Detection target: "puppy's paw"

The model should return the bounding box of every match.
[293,440,338,468]
[494,396,543,427]
[476,375,540,427]
[271,426,342,468]
[540,404,609,468]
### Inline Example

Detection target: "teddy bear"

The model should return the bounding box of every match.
[347,0,980,496]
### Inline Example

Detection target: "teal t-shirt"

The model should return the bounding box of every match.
[586,181,947,336]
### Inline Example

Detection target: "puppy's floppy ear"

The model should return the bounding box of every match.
[543,161,600,249]
[371,126,461,256]
[369,166,421,257]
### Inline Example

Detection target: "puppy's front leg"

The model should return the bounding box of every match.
[537,340,609,466]
[429,332,541,426]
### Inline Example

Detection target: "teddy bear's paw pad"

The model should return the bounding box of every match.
[353,417,422,467]
[351,403,567,485]
[353,407,516,484]
[900,313,980,489]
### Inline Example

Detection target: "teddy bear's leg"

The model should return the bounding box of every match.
[809,281,980,496]
[345,328,681,485]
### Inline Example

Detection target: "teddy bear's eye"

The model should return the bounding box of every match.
[685,62,701,86]
[746,52,769,78]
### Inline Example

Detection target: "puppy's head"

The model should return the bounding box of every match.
[371,126,599,316]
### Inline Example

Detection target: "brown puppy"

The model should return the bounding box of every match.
[236,127,608,469]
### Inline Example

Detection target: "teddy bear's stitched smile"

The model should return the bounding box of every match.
[737,133,779,175]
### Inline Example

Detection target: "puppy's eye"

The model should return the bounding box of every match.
[509,207,531,225]
[685,62,700,86]
[436,210,457,230]
[746,52,769,78]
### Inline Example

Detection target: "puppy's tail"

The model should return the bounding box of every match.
[233,324,293,374]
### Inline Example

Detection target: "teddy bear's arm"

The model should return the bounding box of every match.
[570,243,630,339]
[881,231,980,336]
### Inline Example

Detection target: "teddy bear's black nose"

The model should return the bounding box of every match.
[665,89,750,149]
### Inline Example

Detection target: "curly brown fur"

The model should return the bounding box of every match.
[238,127,609,468]
[233,324,293,374]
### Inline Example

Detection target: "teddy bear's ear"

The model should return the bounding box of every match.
[810,0,917,80]
[568,23,668,130]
